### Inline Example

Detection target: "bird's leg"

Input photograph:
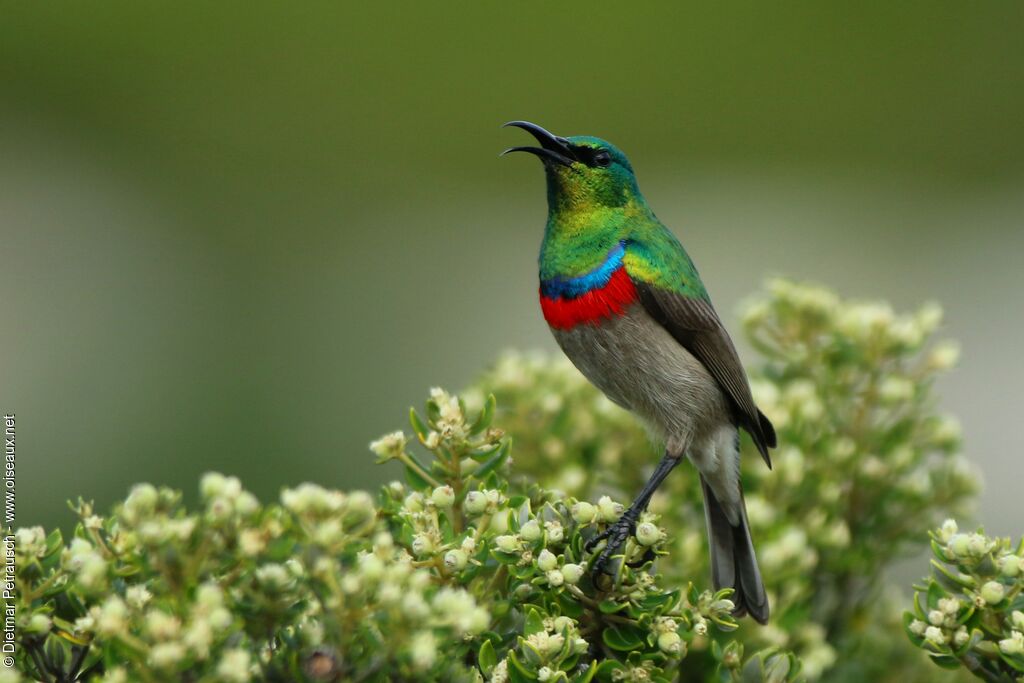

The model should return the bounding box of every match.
[587,450,681,575]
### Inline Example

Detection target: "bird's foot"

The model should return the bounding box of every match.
[586,510,640,576]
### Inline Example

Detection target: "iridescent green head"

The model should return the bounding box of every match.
[503,121,642,212]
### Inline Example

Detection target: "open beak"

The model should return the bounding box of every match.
[501,121,576,167]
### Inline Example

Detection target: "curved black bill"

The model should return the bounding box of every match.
[501,120,576,166]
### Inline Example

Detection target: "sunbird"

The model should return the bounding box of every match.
[504,121,775,623]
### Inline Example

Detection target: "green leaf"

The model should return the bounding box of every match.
[478,640,497,674]
[926,579,945,610]
[930,559,974,590]
[555,590,585,618]
[592,660,626,683]
[44,528,64,558]
[637,590,676,611]
[598,599,627,614]
[507,651,537,683]
[469,393,497,435]
[474,440,511,479]
[468,443,501,462]
[999,652,1024,673]
[404,463,431,490]
[525,607,545,637]
[602,623,645,651]
[928,654,963,670]
[409,407,430,441]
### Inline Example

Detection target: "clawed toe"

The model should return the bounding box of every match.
[586,516,637,576]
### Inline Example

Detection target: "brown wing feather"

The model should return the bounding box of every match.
[634,281,775,467]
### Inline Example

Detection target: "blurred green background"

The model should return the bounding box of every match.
[2,3,1022,534]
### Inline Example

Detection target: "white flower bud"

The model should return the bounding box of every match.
[199,473,228,500]
[571,501,597,524]
[519,520,542,542]
[928,610,945,626]
[494,535,520,553]
[547,569,564,587]
[183,620,213,658]
[217,649,252,682]
[953,627,969,647]
[879,377,914,403]
[998,631,1024,656]
[544,521,564,544]
[411,534,434,557]
[430,485,455,508]
[947,534,970,557]
[15,527,47,558]
[195,582,224,611]
[560,563,584,585]
[256,563,293,591]
[149,642,186,669]
[126,585,152,610]
[234,491,259,517]
[238,529,265,557]
[938,597,960,615]
[553,616,575,633]
[537,667,553,682]
[597,496,624,523]
[403,492,425,513]
[348,490,374,516]
[26,614,51,634]
[636,522,662,546]
[123,484,159,521]
[1000,554,1021,577]
[908,619,926,636]
[144,612,181,643]
[441,548,466,571]
[658,630,683,655]
[980,581,1005,605]
[927,341,960,370]
[206,496,233,523]
[924,626,946,644]
[461,536,477,554]
[402,592,430,619]
[369,431,407,461]
[207,607,232,631]
[1012,611,1024,630]
[537,549,557,572]
[96,597,128,636]
[73,615,95,635]
[966,533,990,557]
[464,491,488,515]
[937,519,958,542]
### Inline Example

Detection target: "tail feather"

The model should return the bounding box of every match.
[700,476,769,624]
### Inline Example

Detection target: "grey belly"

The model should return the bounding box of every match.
[550,304,731,456]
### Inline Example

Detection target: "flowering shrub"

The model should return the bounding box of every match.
[905,522,1024,681]
[6,279,1010,682]
[7,388,798,682]
[468,279,979,682]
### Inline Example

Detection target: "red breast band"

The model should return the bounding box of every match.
[539,267,638,330]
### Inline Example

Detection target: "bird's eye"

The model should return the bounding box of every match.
[593,150,612,167]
